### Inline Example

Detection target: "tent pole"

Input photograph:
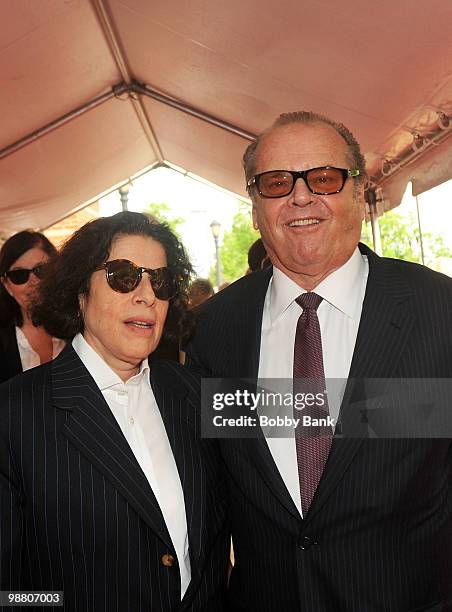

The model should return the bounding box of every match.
[131,81,256,142]
[0,84,128,160]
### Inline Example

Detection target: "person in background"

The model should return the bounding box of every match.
[0,212,229,611]
[0,230,64,383]
[188,278,214,308]
[246,237,270,273]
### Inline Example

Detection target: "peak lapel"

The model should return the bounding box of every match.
[348,244,416,380]
[239,269,272,379]
[304,246,416,522]
[150,362,206,575]
[234,269,301,519]
[51,345,173,550]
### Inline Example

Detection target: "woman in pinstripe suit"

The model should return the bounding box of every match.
[0,212,229,611]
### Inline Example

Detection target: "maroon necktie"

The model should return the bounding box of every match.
[293,292,332,515]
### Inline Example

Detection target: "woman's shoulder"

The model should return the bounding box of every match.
[0,360,52,399]
[0,320,16,342]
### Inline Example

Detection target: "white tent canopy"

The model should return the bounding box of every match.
[1,0,451,233]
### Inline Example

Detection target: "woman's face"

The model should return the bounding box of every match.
[80,234,170,381]
[1,247,50,315]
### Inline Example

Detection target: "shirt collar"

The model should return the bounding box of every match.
[15,326,65,352]
[270,247,367,323]
[72,333,149,391]
[15,326,29,349]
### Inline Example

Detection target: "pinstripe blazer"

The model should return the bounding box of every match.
[0,345,229,611]
[185,243,452,612]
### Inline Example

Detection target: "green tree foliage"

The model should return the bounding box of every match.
[210,205,259,284]
[361,210,452,267]
[144,202,184,236]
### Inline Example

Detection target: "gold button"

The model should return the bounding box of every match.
[161,553,174,567]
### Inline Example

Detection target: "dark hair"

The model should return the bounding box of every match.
[243,110,367,188]
[247,238,270,272]
[34,211,193,342]
[0,231,57,326]
[188,278,215,309]
[189,278,214,298]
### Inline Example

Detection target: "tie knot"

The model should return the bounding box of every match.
[296,292,323,311]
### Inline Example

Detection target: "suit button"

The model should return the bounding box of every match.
[161,553,174,567]
[298,536,317,550]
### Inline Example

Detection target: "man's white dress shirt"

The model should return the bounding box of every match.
[257,248,369,517]
[72,333,191,598]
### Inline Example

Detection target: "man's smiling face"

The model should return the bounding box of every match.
[250,121,365,290]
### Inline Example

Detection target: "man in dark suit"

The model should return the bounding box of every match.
[185,111,452,611]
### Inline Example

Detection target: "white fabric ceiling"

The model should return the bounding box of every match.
[1,0,451,233]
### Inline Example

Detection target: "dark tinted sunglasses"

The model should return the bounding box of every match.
[97,259,176,300]
[4,265,46,285]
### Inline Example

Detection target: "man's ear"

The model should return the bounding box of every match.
[355,183,366,221]
[252,206,259,230]
[359,195,366,221]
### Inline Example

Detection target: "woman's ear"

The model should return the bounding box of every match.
[78,293,85,316]
[1,277,14,298]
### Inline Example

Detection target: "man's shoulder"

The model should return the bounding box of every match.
[198,268,271,315]
[373,252,452,293]
[151,359,201,396]
[361,242,452,296]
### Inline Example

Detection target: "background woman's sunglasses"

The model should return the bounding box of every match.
[98,259,176,300]
[4,265,46,285]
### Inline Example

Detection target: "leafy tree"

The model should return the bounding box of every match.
[361,210,452,267]
[144,202,184,236]
[209,205,259,284]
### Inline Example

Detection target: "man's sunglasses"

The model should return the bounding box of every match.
[247,166,360,198]
[3,265,46,285]
[97,259,176,300]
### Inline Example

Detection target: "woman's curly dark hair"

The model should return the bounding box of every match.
[33,211,194,342]
[0,231,57,326]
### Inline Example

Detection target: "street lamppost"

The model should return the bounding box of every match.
[118,182,131,211]
[210,220,222,288]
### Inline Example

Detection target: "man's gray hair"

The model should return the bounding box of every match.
[243,111,367,189]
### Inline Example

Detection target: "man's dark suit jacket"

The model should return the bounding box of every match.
[0,323,22,384]
[0,345,229,611]
[185,243,452,612]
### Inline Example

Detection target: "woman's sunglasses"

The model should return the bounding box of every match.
[3,265,46,285]
[97,259,176,300]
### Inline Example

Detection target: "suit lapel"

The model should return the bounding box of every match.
[234,268,272,379]
[348,244,416,379]
[150,362,206,578]
[304,244,417,522]
[234,269,301,519]
[246,435,302,520]
[52,345,173,550]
